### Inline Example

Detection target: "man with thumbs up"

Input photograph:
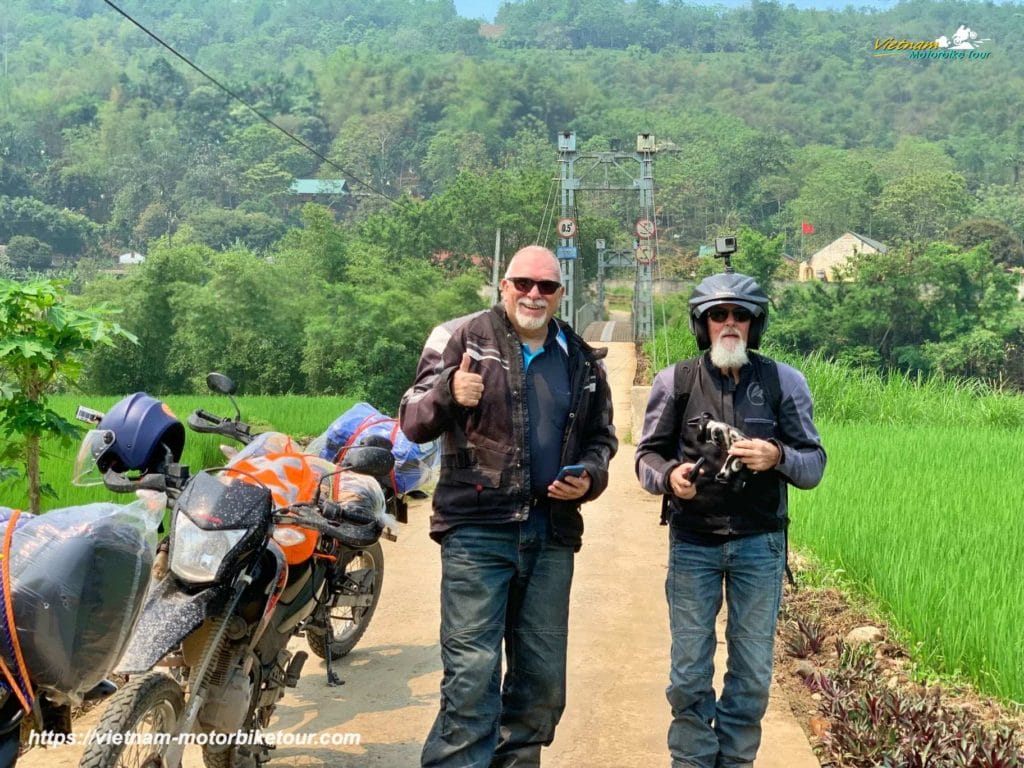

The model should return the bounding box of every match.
[401,245,617,768]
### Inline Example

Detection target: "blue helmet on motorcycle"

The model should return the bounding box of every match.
[73,394,185,485]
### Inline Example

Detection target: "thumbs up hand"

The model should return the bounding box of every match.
[452,352,485,407]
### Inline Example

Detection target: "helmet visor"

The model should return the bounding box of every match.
[692,298,763,319]
[72,429,116,487]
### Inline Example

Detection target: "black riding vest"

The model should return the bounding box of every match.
[667,357,784,537]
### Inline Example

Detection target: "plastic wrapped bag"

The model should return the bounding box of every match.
[312,403,439,494]
[0,492,163,704]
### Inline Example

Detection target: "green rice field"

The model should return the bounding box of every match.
[789,422,1024,703]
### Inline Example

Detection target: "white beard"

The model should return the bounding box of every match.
[515,303,550,331]
[710,330,749,370]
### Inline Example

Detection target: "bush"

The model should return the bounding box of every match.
[6,235,54,271]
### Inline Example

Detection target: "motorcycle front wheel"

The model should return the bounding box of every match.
[307,541,384,659]
[80,672,183,768]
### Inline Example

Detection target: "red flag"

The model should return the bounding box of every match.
[801,221,815,235]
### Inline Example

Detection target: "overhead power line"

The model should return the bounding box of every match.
[100,0,407,209]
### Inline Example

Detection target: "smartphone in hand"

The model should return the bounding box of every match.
[555,464,587,482]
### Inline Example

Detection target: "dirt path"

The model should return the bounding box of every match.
[20,341,819,768]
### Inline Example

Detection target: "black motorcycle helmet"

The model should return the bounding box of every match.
[688,271,770,350]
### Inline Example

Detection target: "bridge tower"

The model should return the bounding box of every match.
[556,132,657,341]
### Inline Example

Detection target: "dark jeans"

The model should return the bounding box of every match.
[666,531,785,768]
[421,509,574,768]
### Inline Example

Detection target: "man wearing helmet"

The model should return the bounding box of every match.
[635,271,826,768]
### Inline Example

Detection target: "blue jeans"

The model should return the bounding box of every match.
[422,510,575,768]
[666,531,785,768]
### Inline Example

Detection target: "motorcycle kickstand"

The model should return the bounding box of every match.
[324,622,344,687]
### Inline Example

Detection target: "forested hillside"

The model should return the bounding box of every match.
[2,0,1023,401]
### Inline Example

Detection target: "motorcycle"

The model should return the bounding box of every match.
[72,373,406,768]
[0,494,163,768]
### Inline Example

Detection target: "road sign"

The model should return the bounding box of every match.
[601,252,634,268]
[595,239,606,250]
[556,246,578,260]
[635,218,656,239]
[557,218,577,239]
[635,245,653,264]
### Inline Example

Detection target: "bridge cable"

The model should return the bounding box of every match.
[99,0,408,210]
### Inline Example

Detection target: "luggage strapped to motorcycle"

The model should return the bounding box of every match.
[0,509,34,713]
[341,414,401,496]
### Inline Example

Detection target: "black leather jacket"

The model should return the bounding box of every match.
[400,306,618,550]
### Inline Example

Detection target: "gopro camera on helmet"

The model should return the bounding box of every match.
[714,235,738,272]
[714,236,737,256]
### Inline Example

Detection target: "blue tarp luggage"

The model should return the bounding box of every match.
[317,403,439,495]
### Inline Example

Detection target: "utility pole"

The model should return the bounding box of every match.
[557,132,579,326]
[490,228,502,306]
[2,13,9,78]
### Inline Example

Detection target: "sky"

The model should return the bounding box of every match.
[452,0,900,22]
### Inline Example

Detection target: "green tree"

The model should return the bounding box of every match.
[947,218,1024,269]
[182,207,287,252]
[731,226,786,299]
[873,172,971,244]
[6,235,54,272]
[0,279,134,513]
[79,240,213,394]
[301,247,484,409]
[788,148,880,245]
[773,242,1021,381]
[166,248,306,394]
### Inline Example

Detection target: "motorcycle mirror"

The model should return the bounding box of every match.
[341,445,395,477]
[206,372,237,395]
[206,372,242,422]
[359,434,394,452]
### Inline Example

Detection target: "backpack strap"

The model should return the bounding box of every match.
[751,353,796,586]
[750,352,783,414]
[659,357,701,526]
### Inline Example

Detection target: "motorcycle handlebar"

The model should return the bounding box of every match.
[187,410,253,444]
[274,507,379,543]
[195,408,220,423]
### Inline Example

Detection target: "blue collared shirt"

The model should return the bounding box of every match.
[522,324,571,493]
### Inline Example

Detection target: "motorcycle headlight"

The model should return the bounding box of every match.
[169,512,247,585]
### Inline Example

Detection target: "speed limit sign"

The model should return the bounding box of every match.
[557,218,577,239]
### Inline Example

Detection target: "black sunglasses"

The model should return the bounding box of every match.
[507,277,562,296]
[706,306,753,323]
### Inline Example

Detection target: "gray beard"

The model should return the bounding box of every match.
[515,307,549,331]
[710,335,750,370]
